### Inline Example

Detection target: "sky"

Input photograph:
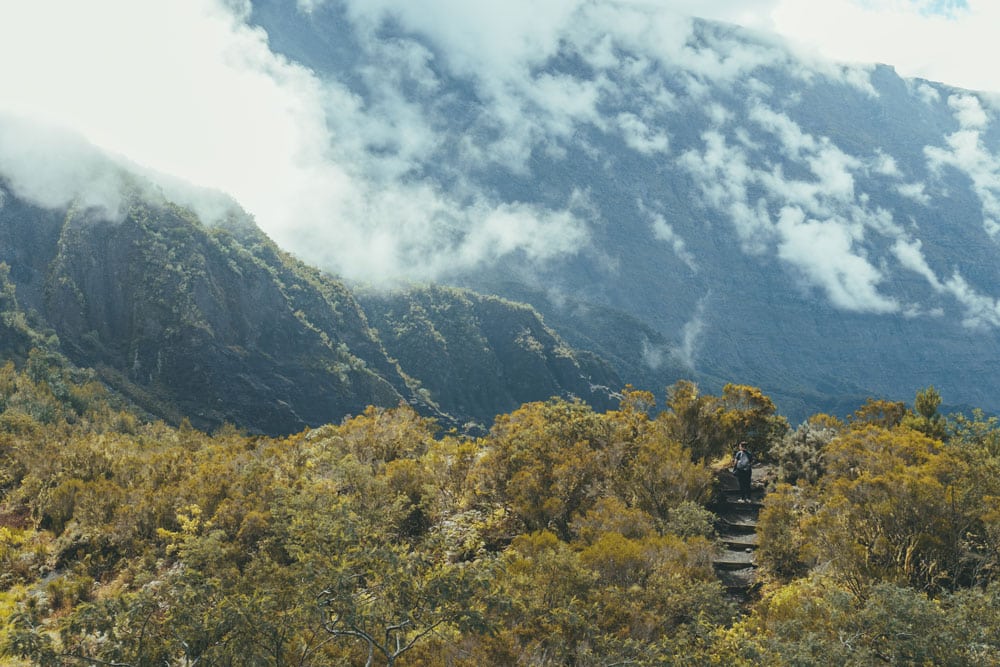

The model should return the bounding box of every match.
[0,0,997,291]
[733,0,993,94]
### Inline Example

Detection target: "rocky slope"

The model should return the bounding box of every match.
[359,285,619,429]
[0,181,618,434]
[247,1,1000,422]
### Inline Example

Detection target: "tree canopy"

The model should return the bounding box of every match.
[1,367,998,665]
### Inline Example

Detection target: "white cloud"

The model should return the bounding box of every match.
[638,199,697,271]
[670,294,710,370]
[336,0,601,173]
[529,72,607,140]
[330,0,870,177]
[768,0,1000,94]
[3,0,999,305]
[949,93,989,129]
[679,131,774,253]
[914,81,942,104]
[569,1,999,96]
[891,154,1000,328]
[643,292,710,372]
[0,114,131,219]
[681,103,919,315]
[457,200,591,268]
[926,94,1000,238]
[340,0,581,83]
[867,150,931,209]
[617,113,670,155]
[749,104,818,156]
[943,270,1000,329]
[872,151,900,177]
[775,206,898,313]
[891,237,945,291]
[0,0,332,211]
[749,103,860,207]
[896,182,931,204]
[0,0,604,286]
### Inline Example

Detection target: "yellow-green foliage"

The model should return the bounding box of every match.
[806,424,1000,593]
[0,374,998,666]
[660,380,789,462]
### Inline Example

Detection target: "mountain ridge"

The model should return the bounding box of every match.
[0,176,619,434]
[5,4,1000,425]
[241,3,1000,422]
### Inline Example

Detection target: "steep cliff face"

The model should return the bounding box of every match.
[245,4,1000,421]
[0,184,619,434]
[359,286,621,427]
[1,195,410,433]
[0,264,41,364]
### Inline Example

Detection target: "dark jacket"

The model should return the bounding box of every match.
[733,449,752,473]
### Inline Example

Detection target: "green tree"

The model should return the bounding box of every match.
[618,421,714,523]
[805,425,999,593]
[902,385,946,440]
[771,419,837,484]
[660,381,787,462]
[659,380,722,462]
[756,482,813,581]
[849,397,907,429]
[469,398,614,540]
[948,407,1000,457]
[725,577,1000,666]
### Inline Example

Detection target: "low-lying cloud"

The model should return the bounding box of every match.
[926,94,1000,238]
[0,0,600,285]
[0,114,132,219]
[4,0,1000,338]
[671,294,710,370]
[0,0,869,288]
[775,206,898,313]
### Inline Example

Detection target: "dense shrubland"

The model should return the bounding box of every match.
[0,355,998,665]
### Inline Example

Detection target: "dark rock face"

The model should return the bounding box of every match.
[0,187,618,434]
[245,4,1000,422]
[1,195,410,433]
[359,286,620,427]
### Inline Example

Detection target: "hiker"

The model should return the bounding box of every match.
[732,441,753,503]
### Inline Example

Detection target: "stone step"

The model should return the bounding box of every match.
[718,500,763,515]
[713,549,755,570]
[715,566,756,590]
[719,532,758,549]
[711,465,771,599]
[714,511,759,530]
[722,490,765,503]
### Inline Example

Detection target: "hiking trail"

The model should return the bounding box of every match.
[711,464,770,601]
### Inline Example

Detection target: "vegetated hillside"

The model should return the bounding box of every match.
[1,355,997,665]
[248,1,1000,422]
[0,265,41,365]
[358,285,619,429]
[0,183,410,434]
[0,179,618,434]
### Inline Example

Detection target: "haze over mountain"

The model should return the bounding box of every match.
[3,1,1000,425]
[247,0,1000,419]
[0,170,619,434]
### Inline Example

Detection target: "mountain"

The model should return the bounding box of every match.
[358,285,619,430]
[242,1,1000,421]
[4,2,1000,427]
[0,177,617,435]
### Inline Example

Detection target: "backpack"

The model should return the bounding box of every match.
[735,450,751,471]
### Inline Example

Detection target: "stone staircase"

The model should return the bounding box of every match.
[711,466,767,600]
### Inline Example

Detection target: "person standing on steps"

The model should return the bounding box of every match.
[732,441,753,503]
